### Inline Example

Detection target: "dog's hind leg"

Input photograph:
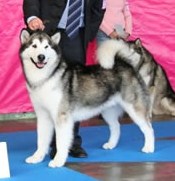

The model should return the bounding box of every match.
[123,103,155,153]
[101,105,124,150]
[161,97,175,116]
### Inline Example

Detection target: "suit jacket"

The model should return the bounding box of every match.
[23,0,105,48]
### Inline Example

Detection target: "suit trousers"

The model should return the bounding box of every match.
[56,28,86,147]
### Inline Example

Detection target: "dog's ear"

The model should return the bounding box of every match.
[20,29,30,44]
[135,38,142,47]
[51,32,61,45]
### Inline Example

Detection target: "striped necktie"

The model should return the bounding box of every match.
[66,0,82,39]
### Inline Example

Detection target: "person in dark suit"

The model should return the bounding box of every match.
[23,0,105,158]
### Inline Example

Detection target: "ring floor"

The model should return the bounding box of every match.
[1,114,175,181]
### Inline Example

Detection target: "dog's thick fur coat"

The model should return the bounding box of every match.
[20,30,154,168]
[97,38,175,116]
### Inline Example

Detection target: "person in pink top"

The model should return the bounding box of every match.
[97,0,132,44]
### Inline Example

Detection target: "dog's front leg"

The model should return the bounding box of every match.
[49,113,74,168]
[26,110,54,164]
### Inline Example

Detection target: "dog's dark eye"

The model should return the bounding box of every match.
[32,44,37,48]
[45,45,48,49]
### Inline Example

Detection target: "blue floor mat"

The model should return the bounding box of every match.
[0,120,175,180]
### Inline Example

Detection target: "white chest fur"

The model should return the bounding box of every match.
[28,77,63,118]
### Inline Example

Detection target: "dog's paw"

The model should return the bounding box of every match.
[48,159,65,168]
[102,142,116,150]
[142,145,154,153]
[25,154,45,164]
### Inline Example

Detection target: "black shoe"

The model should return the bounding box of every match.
[50,146,88,159]
[50,146,56,159]
[69,146,88,158]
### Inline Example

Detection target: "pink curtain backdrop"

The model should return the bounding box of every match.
[0,0,175,114]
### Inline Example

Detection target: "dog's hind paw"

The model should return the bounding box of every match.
[102,142,116,150]
[142,145,154,153]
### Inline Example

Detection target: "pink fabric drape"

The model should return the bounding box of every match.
[0,0,175,113]
[0,0,32,113]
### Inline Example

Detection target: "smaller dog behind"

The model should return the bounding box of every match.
[20,30,154,168]
[97,38,175,116]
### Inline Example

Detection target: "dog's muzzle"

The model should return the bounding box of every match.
[30,54,47,69]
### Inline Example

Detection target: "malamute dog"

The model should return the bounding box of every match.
[97,38,175,116]
[20,30,154,168]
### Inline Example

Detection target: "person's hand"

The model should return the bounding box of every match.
[109,30,118,39]
[28,17,45,31]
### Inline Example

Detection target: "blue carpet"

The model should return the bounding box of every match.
[0,120,175,180]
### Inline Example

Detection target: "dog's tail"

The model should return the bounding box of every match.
[96,39,129,69]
